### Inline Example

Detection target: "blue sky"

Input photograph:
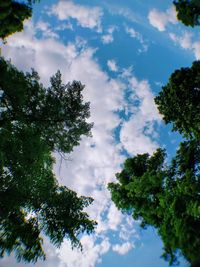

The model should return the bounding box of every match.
[1,1,199,267]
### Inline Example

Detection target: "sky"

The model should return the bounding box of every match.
[1,1,199,267]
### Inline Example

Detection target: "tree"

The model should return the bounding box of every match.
[0,1,39,40]
[108,140,200,265]
[173,0,200,27]
[0,58,93,153]
[0,57,96,263]
[154,61,200,139]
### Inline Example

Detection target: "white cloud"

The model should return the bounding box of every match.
[50,0,103,32]
[36,20,59,39]
[169,31,200,59]
[107,59,118,72]
[169,32,192,49]
[125,25,148,53]
[0,238,61,267]
[120,76,161,156]
[119,217,139,241]
[148,6,177,31]
[101,34,113,44]
[55,22,74,31]
[106,204,123,231]
[2,18,160,267]
[125,26,140,39]
[58,237,110,267]
[112,242,134,255]
[104,3,143,24]
[193,42,200,59]
[101,25,117,44]
[2,21,127,267]
[148,6,200,60]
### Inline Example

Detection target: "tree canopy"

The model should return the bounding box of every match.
[108,140,200,265]
[0,57,96,263]
[109,59,200,266]
[0,1,39,40]
[0,58,92,153]
[154,61,200,139]
[173,0,200,27]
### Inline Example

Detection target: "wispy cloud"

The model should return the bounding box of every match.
[124,25,148,53]
[169,31,200,59]
[36,20,59,39]
[103,2,143,25]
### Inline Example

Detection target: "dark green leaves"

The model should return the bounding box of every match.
[108,141,200,265]
[173,0,200,27]
[155,61,200,139]
[0,1,32,39]
[0,58,93,153]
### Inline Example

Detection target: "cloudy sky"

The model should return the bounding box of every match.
[1,1,199,267]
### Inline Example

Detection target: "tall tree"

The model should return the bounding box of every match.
[0,1,39,40]
[173,0,200,27]
[0,58,92,153]
[108,140,200,265]
[154,61,200,139]
[0,58,96,263]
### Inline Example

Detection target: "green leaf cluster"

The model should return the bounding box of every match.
[109,140,200,265]
[155,61,200,139]
[0,58,96,262]
[0,1,40,40]
[109,59,200,266]
[173,0,200,27]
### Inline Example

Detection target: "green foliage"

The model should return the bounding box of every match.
[173,0,200,27]
[0,1,40,39]
[0,58,96,262]
[154,61,200,139]
[108,140,200,265]
[0,58,93,153]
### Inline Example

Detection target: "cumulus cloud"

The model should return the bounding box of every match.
[169,31,200,59]
[120,76,161,156]
[148,6,200,60]
[148,6,177,31]
[50,0,103,32]
[112,242,134,255]
[107,59,118,72]
[58,237,110,267]
[2,17,160,267]
[1,21,128,267]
